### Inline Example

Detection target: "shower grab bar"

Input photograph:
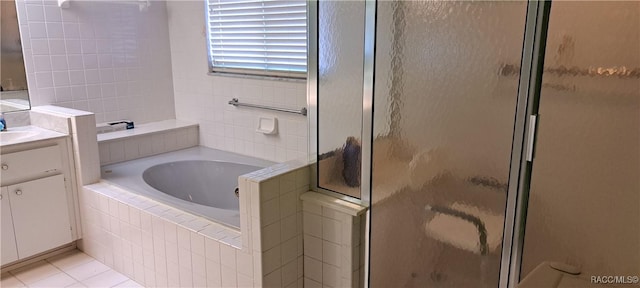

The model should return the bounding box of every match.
[228,98,307,116]
[425,204,489,255]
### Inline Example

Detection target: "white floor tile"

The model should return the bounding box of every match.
[0,274,26,288]
[112,279,143,288]
[28,272,76,288]
[81,270,128,288]
[4,250,140,288]
[63,260,111,282]
[10,261,61,285]
[47,250,95,271]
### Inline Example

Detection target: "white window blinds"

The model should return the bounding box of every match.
[206,0,307,77]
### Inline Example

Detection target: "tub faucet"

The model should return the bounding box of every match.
[108,120,134,130]
[0,113,6,131]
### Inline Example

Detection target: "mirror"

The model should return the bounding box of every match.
[1,0,31,112]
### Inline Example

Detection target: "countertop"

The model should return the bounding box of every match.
[0,125,68,149]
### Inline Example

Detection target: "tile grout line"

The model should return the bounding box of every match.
[44,256,92,277]
[5,272,28,287]
[8,260,65,288]
[80,269,129,288]
[109,278,130,288]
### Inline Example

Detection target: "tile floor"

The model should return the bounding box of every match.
[0,250,142,288]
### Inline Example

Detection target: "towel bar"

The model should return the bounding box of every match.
[228,98,307,116]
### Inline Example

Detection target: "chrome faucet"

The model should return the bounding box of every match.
[0,113,6,131]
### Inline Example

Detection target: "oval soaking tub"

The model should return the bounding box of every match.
[101,147,274,228]
[142,160,261,210]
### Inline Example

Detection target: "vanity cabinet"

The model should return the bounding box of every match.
[7,174,72,259]
[1,189,18,264]
[1,143,75,266]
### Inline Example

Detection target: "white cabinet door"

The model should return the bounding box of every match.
[8,174,72,259]
[1,187,18,265]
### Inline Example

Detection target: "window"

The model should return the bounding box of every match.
[205,0,307,78]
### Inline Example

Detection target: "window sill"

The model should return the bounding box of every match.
[207,71,307,83]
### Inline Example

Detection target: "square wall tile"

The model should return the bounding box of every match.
[303,256,322,283]
[322,217,342,244]
[17,0,176,123]
[300,192,367,288]
[262,246,281,276]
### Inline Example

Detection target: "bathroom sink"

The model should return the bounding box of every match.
[0,130,39,142]
[0,126,67,147]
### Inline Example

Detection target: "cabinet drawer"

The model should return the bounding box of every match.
[1,145,62,185]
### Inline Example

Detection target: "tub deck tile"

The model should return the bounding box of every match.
[183,218,212,233]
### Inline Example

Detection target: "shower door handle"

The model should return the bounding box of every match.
[526,115,538,162]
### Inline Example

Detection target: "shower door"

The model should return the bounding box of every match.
[517,2,640,285]
[369,1,529,287]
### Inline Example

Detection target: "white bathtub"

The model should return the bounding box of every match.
[100,146,274,228]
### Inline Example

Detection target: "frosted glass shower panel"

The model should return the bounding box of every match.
[317,0,366,198]
[520,2,640,283]
[369,1,527,287]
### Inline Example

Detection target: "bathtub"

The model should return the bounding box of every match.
[100,146,274,228]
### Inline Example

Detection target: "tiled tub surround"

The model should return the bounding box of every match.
[15,0,176,124]
[79,160,311,287]
[79,183,245,287]
[166,1,308,163]
[301,193,367,288]
[239,162,311,287]
[97,120,199,165]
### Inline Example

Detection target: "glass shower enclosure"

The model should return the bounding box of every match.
[309,0,640,287]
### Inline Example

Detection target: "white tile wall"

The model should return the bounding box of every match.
[16,0,176,124]
[165,1,309,163]
[301,192,367,288]
[97,122,199,165]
